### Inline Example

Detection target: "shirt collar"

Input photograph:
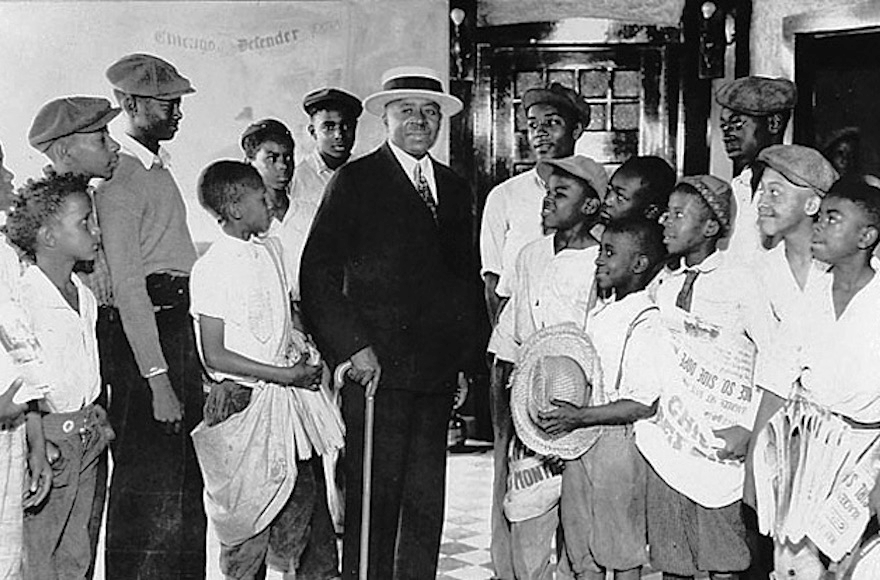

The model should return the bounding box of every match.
[670,249,724,275]
[308,149,334,176]
[119,132,171,170]
[388,140,432,176]
[23,265,86,310]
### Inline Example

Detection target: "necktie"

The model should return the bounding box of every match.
[675,269,699,312]
[414,163,438,223]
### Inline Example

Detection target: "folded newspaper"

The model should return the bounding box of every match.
[753,398,880,562]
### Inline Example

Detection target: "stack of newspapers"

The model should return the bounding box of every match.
[753,398,880,562]
[280,330,345,461]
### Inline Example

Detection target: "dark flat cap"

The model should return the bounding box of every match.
[678,175,732,233]
[29,97,121,153]
[106,53,195,100]
[758,144,838,196]
[303,87,363,118]
[240,118,294,151]
[523,83,591,127]
[715,76,796,116]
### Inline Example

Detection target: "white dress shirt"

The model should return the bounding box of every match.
[20,266,100,413]
[490,235,598,363]
[479,169,547,297]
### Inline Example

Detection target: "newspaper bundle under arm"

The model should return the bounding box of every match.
[753,398,880,563]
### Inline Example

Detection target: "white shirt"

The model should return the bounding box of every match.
[388,141,437,202]
[119,132,172,171]
[490,235,598,363]
[190,235,290,387]
[20,266,100,413]
[760,268,880,423]
[479,169,547,297]
[648,250,771,351]
[754,243,829,337]
[722,168,765,267]
[586,290,671,406]
[270,149,337,301]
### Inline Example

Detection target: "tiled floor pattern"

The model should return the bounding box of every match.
[438,440,664,580]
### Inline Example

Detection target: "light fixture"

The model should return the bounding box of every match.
[450,8,466,80]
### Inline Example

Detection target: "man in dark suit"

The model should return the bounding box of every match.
[300,66,480,580]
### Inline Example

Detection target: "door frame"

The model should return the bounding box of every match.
[471,20,682,211]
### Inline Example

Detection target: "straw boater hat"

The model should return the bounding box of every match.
[510,323,604,460]
[363,66,463,117]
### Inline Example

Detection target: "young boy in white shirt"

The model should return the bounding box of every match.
[190,160,337,580]
[539,217,672,580]
[642,175,769,580]
[491,154,606,580]
[755,175,880,577]
[5,173,112,579]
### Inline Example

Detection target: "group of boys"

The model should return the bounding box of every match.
[482,74,880,580]
[0,52,363,580]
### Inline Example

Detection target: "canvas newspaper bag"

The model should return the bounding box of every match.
[635,308,761,508]
[190,237,343,546]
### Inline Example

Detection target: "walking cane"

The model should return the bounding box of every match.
[359,376,377,580]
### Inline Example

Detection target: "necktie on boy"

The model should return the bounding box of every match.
[414,163,438,223]
[675,269,699,312]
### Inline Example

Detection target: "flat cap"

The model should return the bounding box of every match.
[523,83,591,127]
[715,76,796,116]
[678,175,732,233]
[28,96,121,153]
[758,144,839,196]
[303,87,363,118]
[106,53,195,100]
[240,118,294,151]
[537,155,608,200]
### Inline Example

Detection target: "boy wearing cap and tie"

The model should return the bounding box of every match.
[492,154,605,580]
[481,83,590,580]
[715,76,797,266]
[95,53,205,578]
[640,175,771,580]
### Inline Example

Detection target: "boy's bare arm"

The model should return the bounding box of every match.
[24,409,51,509]
[538,397,657,435]
[199,316,321,389]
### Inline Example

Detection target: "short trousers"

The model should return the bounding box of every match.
[561,426,648,574]
[646,463,750,576]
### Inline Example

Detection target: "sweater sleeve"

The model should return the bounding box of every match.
[96,173,168,377]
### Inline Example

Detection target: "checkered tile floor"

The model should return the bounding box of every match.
[439,441,663,580]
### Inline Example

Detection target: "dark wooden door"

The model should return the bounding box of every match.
[474,43,679,201]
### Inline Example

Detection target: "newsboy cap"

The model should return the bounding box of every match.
[757,144,839,196]
[536,155,608,200]
[28,96,121,153]
[303,88,363,119]
[678,175,732,233]
[522,83,591,127]
[715,76,796,116]
[106,53,195,100]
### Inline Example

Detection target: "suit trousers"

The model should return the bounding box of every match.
[340,383,452,580]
